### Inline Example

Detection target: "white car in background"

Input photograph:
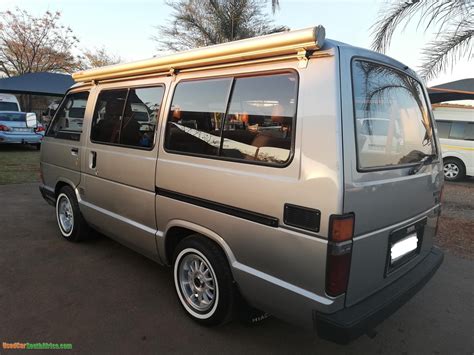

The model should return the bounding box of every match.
[433,104,474,181]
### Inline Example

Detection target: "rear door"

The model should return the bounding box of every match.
[339,49,443,306]
[41,91,90,189]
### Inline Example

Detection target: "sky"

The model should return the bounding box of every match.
[1,0,473,87]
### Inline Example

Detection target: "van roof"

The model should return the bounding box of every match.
[0,93,18,101]
[72,26,326,83]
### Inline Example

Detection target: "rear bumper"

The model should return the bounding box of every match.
[314,247,444,344]
[0,132,43,144]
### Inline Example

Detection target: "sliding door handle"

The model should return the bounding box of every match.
[89,151,97,169]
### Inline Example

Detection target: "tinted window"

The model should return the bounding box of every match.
[221,73,297,164]
[121,87,164,148]
[165,78,232,156]
[436,121,451,139]
[352,60,436,169]
[47,92,89,141]
[0,112,26,122]
[465,123,474,140]
[449,122,466,140]
[90,90,127,144]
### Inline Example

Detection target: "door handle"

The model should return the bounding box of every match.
[71,147,79,156]
[89,151,97,169]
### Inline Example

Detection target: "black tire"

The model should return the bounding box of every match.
[172,235,236,326]
[55,185,90,242]
[35,143,41,150]
[443,158,466,182]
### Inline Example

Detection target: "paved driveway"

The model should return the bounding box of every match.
[1,183,473,354]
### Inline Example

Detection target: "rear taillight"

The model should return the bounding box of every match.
[326,213,355,297]
[0,124,10,131]
[35,126,45,132]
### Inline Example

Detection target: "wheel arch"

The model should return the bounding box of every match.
[161,220,237,269]
[442,155,467,169]
[54,178,77,198]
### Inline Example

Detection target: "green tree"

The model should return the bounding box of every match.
[155,0,288,52]
[371,0,473,81]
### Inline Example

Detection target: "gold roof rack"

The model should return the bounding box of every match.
[72,25,326,83]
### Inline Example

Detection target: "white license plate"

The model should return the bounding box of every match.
[13,128,30,132]
[391,234,418,264]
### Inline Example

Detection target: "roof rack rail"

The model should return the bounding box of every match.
[72,25,326,83]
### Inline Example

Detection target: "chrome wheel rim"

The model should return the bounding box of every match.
[444,163,459,179]
[57,195,74,235]
[178,253,216,313]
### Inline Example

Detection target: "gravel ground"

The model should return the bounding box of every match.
[0,183,473,354]
[435,178,474,259]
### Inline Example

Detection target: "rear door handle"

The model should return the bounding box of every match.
[89,151,97,170]
[71,147,79,156]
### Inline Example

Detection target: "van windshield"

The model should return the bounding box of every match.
[0,102,19,111]
[352,60,436,170]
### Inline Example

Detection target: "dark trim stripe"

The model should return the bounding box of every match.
[156,187,279,228]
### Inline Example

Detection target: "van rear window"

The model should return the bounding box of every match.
[0,102,19,111]
[352,60,436,170]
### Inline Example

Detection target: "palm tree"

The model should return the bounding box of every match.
[371,0,473,81]
[155,0,287,52]
[270,0,279,13]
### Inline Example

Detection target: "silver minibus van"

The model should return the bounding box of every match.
[39,26,444,343]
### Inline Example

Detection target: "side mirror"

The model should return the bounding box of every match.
[26,112,37,128]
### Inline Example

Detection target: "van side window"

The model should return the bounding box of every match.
[436,121,474,141]
[449,122,466,140]
[121,87,164,148]
[90,89,127,145]
[164,72,297,166]
[221,73,297,164]
[436,121,451,139]
[465,123,474,141]
[91,87,165,149]
[91,87,164,148]
[46,91,89,141]
[165,78,232,156]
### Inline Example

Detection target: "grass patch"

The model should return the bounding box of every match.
[0,145,40,185]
